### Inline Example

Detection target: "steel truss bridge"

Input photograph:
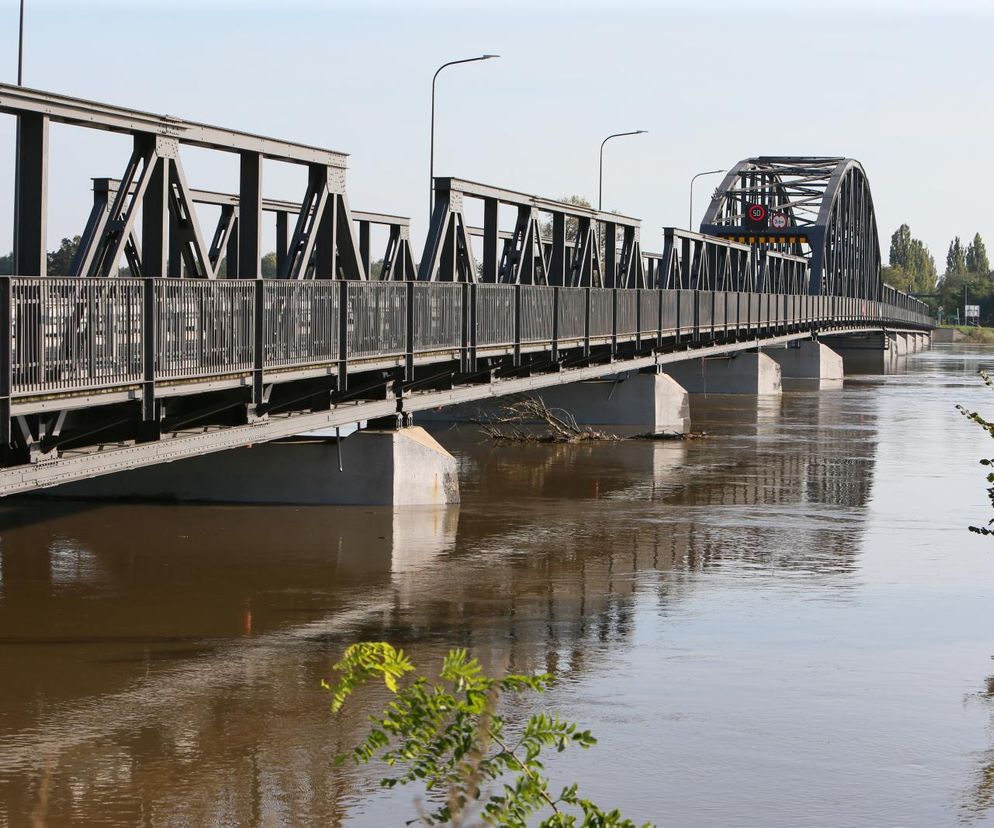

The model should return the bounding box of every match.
[0,84,931,496]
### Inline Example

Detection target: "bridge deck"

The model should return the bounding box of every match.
[0,277,930,496]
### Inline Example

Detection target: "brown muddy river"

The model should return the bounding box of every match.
[2,344,994,827]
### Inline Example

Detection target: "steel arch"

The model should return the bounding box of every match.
[700,157,881,300]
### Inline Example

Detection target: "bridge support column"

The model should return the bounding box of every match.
[760,341,843,389]
[663,352,782,395]
[893,332,910,357]
[37,426,460,506]
[536,371,690,434]
[820,333,904,373]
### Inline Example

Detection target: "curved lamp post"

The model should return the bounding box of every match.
[598,130,646,211]
[430,54,500,215]
[688,169,725,231]
[18,0,25,85]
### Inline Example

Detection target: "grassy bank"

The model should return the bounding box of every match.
[944,325,994,344]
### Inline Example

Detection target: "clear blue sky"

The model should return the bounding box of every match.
[1,0,991,266]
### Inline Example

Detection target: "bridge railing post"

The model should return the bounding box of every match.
[583,287,591,359]
[469,282,478,373]
[655,286,663,349]
[513,284,522,367]
[140,277,159,440]
[337,280,349,392]
[611,288,618,358]
[552,286,560,364]
[405,280,415,381]
[0,277,10,446]
[252,279,265,414]
[461,281,472,374]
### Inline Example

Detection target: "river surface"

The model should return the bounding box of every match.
[2,344,994,827]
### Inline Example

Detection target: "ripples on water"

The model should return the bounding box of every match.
[2,346,994,826]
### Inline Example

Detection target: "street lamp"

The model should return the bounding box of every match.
[17,0,25,85]
[598,130,646,211]
[430,54,500,215]
[688,169,725,231]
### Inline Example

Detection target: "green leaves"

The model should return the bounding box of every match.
[959,372,994,536]
[324,642,652,827]
[322,642,414,712]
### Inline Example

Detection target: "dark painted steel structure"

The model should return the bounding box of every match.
[700,157,881,300]
[0,85,932,495]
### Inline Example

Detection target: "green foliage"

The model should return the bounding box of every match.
[947,236,968,277]
[325,642,652,827]
[542,195,593,244]
[957,371,994,535]
[0,251,11,276]
[262,252,279,278]
[886,224,936,293]
[966,233,990,276]
[47,236,81,277]
[936,269,994,325]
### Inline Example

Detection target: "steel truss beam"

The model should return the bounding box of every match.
[700,156,882,300]
[80,179,416,281]
[0,83,346,166]
[419,178,642,286]
[2,83,350,280]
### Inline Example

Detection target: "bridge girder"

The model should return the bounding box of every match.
[700,157,881,300]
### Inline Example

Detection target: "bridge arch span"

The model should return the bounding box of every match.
[700,157,881,300]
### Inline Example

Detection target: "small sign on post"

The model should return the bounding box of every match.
[965,304,981,324]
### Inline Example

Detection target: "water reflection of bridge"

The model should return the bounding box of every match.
[0,389,878,823]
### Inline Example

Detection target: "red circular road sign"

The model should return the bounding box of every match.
[747,204,767,222]
[770,211,789,230]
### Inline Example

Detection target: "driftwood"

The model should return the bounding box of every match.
[475,396,705,443]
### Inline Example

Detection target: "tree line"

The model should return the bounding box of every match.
[883,224,991,323]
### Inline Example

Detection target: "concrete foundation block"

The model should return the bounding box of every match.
[821,333,903,374]
[932,328,963,344]
[39,426,460,506]
[761,341,843,388]
[536,371,690,433]
[663,352,782,395]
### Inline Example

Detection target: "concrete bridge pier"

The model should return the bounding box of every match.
[36,426,461,506]
[760,341,844,389]
[535,370,691,435]
[663,352,782,395]
[820,330,929,374]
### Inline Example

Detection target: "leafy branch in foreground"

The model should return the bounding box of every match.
[957,371,994,535]
[323,642,652,827]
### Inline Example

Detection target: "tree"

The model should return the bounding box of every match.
[889,224,912,269]
[261,251,278,278]
[326,642,652,827]
[0,251,11,276]
[541,195,593,243]
[881,265,912,292]
[947,236,968,276]
[885,225,936,293]
[966,233,990,275]
[47,236,82,277]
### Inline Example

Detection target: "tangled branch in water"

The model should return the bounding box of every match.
[474,396,704,443]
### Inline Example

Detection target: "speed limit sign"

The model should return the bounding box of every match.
[747,204,767,222]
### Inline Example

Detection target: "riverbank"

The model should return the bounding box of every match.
[935,325,994,344]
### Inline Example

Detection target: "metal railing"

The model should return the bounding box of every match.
[154,279,254,379]
[2,277,934,399]
[263,280,339,370]
[10,278,143,393]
